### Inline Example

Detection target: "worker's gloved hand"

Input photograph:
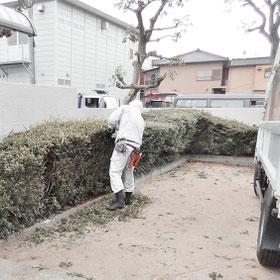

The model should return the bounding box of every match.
[111,131,117,139]
[108,128,115,134]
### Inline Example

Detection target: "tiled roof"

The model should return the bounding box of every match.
[230,57,271,66]
[153,49,229,66]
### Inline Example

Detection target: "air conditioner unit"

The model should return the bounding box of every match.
[37,4,45,13]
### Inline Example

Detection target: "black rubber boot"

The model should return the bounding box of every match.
[125,192,133,205]
[107,191,125,210]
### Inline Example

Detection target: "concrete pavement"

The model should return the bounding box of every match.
[0,258,87,280]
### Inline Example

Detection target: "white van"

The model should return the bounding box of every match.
[172,94,265,109]
[78,91,119,109]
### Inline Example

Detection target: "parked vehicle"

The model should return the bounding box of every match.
[145,92,177,108]
[172,94,265,108]
[78,90,119,109]
[253,48,280,267]
[145,99,169,108]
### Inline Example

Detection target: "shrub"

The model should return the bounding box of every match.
[0,119,114,239]
[0,109,258,239]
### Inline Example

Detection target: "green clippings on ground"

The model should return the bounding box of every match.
[197,171,208,179]
[25,193,151,244]
[209,272,223,279]
[66,272,95,280]
[246,216,259,222]
[59,261,73,268]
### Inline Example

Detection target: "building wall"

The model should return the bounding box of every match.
[158,62,225,94]
[227,65,270,93]
[0,0,135,103]
[33,0,57,86]
[0,82,112,138]
[0,65,29,83]
[55,0,135,101]
[253,65,271,91]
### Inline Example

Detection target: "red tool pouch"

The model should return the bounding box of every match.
[128,149,143,168]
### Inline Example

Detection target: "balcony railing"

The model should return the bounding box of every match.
[0,44,30,64]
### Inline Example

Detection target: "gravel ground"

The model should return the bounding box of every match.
[1,160,280,280]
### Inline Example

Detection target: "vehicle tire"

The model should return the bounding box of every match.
[253,162,267,197]
[257,186,280,267]
[253,163,260,196]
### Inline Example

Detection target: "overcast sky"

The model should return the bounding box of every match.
[81,0,271,59]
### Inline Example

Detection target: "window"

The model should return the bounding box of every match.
[7,32,17,46]
[145,74,156,85]
[264,68,271,78]
[58,79,71,86]
[65,80,71,86]
[250,99,264,107]
[7,32,28,46]
[101,20,108,30]
[210,99,244,108]
[58,79,64,85]
[96,83,105,89]
[197,69,221,81]
[85,98,99,108]
[19,33,28,45]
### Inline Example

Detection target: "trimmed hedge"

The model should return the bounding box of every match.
[0,109,258,239]
[0,120,114,239]
[139,109,257,174]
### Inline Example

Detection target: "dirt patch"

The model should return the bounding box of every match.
[1,161,280,280]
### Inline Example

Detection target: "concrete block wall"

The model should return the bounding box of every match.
[0,82,115,138]
[0,82,264,139]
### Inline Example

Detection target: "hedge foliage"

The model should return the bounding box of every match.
[0,109,258,239]
[139,109,257,174]
[0,120,114,239]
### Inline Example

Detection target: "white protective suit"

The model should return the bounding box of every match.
[108,100,145,194]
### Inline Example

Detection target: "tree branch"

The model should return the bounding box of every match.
[146,0,168,41]
[116,74,166,90]
[148,34,179,42]
[146,24,179,32]
[243,0,271,42]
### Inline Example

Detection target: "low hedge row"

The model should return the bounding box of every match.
[0,120,114,239]
[0,109,258,239]
[139,109,257,173]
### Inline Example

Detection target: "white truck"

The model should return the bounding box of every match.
[77,90,120,109]
[254,47,280,267]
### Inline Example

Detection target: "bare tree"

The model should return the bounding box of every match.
[112,0,187,104]
[226,0,280,62]
[0,28,12,38]
[16,0,34,11]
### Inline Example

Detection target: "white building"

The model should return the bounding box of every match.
[0,0,136,100]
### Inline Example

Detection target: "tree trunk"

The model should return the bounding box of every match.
[270,36,279,64]
[123,40,146,104]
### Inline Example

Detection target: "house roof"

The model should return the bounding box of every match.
[1,0,131,30]
[153,49,229,66]
[0,5,36,36]
[230,57,271,67]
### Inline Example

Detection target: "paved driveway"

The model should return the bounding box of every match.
[1,161,280,280]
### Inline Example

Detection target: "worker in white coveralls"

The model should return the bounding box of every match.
[107,100,145,210]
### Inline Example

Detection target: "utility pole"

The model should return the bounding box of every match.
[28,6,35,84]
